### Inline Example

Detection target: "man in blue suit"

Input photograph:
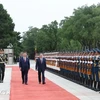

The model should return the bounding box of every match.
[19,52,30,85]
[36,54,47,84]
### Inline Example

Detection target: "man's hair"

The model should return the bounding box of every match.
[40,53,43,56]
[23,52,27,54]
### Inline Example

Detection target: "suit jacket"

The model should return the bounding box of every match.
[36,58,46,71]
[19,57,30,71]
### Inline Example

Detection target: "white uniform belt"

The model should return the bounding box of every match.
[0,62,5,63]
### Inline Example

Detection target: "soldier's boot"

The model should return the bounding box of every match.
[94,81,97,90]
[95,82,99,91]
[86,79,89,87]
[89,79,92,88]
[84,79,86,86]
[92,81,95,89]
[0,74,2,83]
[81,77,83,84]
[98,82,100,91]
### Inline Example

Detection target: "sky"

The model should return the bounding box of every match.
[0,0,100,33]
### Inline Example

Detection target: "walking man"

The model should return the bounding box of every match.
[19,52,30,85]
[36,54,47,84]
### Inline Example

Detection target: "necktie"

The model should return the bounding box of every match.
[24,57,26,62]
[41,58,42,63]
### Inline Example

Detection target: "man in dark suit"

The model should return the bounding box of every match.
[36,54,47,84]
[19,52,30,85]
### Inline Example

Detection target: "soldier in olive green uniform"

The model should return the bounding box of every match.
[0,56,5,83]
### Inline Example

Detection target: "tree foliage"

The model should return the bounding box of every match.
[22,4,100,56]
[0,4,21,56]
[0,4,15,48]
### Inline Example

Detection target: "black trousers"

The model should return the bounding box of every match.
[0,63,5,81]
[21,70,28,84]
[38,71,45,83]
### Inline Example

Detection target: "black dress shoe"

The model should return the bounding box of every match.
[42,82,46,84]
[25,83,28,85]
[22,81,24,84]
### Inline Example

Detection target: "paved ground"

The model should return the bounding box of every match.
[0,60,100,100]
[0,68,12,100]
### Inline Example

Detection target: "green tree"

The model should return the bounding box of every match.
[60,4,100,50]
[11,31,22,56]
[22,27,39,58]
[35,20,59,52]
[0,4,15,48]
[72,4,100,49]
[22,3,100,54]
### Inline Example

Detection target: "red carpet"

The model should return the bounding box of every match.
[10,67,79,100]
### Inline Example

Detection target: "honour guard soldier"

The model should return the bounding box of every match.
[98,56,100,91]
[92,49,100,90]
[95,49,100,90]
[0,55,5,83]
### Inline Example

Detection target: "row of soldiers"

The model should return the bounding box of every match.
[44,49,100,90]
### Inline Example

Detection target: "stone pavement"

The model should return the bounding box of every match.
[0,68,12,100]
[0,60,100,100]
